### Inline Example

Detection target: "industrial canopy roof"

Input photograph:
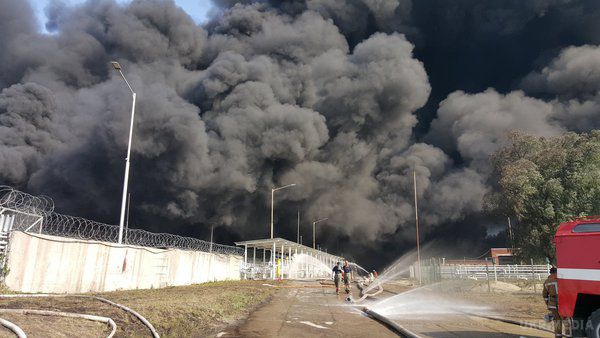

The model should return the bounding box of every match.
[235,237,344,261]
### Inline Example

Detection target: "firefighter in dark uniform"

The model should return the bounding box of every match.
[332,262,343,294]
[543,267,562,337]
[342,260,352,294]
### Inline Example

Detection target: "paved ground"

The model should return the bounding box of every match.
[219,280,398,338]
[390,315,554,337]
[217,280,555,338]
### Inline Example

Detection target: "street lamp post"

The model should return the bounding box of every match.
[111,61,136,245]
[270,183,296,238]
[312,218,328,249]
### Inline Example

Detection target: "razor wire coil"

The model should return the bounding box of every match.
[0,186,243,256]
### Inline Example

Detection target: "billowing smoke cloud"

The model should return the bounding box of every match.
[428,89,564,171]
[1,0,600,268]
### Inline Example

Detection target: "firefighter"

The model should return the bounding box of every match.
[543,267,562,337]
[332,262,343,295]
[342,260,352,294]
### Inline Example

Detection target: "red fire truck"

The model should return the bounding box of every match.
[554,218,600,337]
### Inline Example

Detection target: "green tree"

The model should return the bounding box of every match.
[487,131,600,261]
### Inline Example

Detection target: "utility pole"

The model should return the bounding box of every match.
[209,224,214,253]
[507,216,514,249]
[413,170,422,284]
[297,209,300,244]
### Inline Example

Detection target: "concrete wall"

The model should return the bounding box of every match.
[5,231,242,293]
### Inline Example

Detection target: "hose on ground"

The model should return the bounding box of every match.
[0,317,27,338]
[0,309,116,338]
[90,296,159,338]
[363,307,422,338]
[0,294,158,338]
[353,281,384,303]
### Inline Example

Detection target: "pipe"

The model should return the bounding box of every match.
[0,294,158,338]
[0,317,27,338]
[363,307,422,338]
[0,309,116,338]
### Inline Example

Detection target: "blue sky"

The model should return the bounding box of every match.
[29,0,214,32]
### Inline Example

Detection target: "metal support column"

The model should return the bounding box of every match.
[301,250,305,278]
[244,244,248,280]
[280,244,284,279]
[252,247,256,279]
[288,247,292,279]
[272,242,276,280]
[262,249,266,279]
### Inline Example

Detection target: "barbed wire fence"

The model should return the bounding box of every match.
[0,186,243,256]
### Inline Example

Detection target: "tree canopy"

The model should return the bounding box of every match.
[487,131,600,261]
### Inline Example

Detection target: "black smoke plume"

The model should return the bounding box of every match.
[1,0,600,269]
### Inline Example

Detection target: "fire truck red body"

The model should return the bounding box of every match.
[554,218,600,336]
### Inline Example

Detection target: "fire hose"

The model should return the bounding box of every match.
[0,309,116,338]
[362,307,423,338]
[354,280,423,336]
[0,294,158,338]
[0,317,26,338]
[354,280,384,303]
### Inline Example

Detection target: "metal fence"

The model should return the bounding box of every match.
[441,264,552,281]
[0,186,243,256]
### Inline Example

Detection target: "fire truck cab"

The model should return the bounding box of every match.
[554,218,600,337]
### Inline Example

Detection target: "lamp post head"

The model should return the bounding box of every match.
[111,61,122,70]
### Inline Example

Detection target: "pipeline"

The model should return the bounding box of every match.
[0,294,158,338]
[363,307,423,338]
[0,309,116,338]
[0,317,27,338]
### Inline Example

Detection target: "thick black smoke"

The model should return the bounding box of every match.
[1,0,600,268]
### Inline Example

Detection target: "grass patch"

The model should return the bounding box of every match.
[97,280,277,337]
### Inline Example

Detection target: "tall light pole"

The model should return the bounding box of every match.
[209,224,214,253]
[270,183,296,238]
[125,193,131,244]
[297,209,300,243]
[413,169,422,284]
[507,216,514,249]
[112,61,136,245]
[312,218,328,249]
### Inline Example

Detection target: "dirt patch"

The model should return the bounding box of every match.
[428,279,548,322]
[378,279,548,322]
[0,295,149,337]
[460,288,548,321]
[0,280,278,338]
[471,281,522,293]
[0,313,108,338]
